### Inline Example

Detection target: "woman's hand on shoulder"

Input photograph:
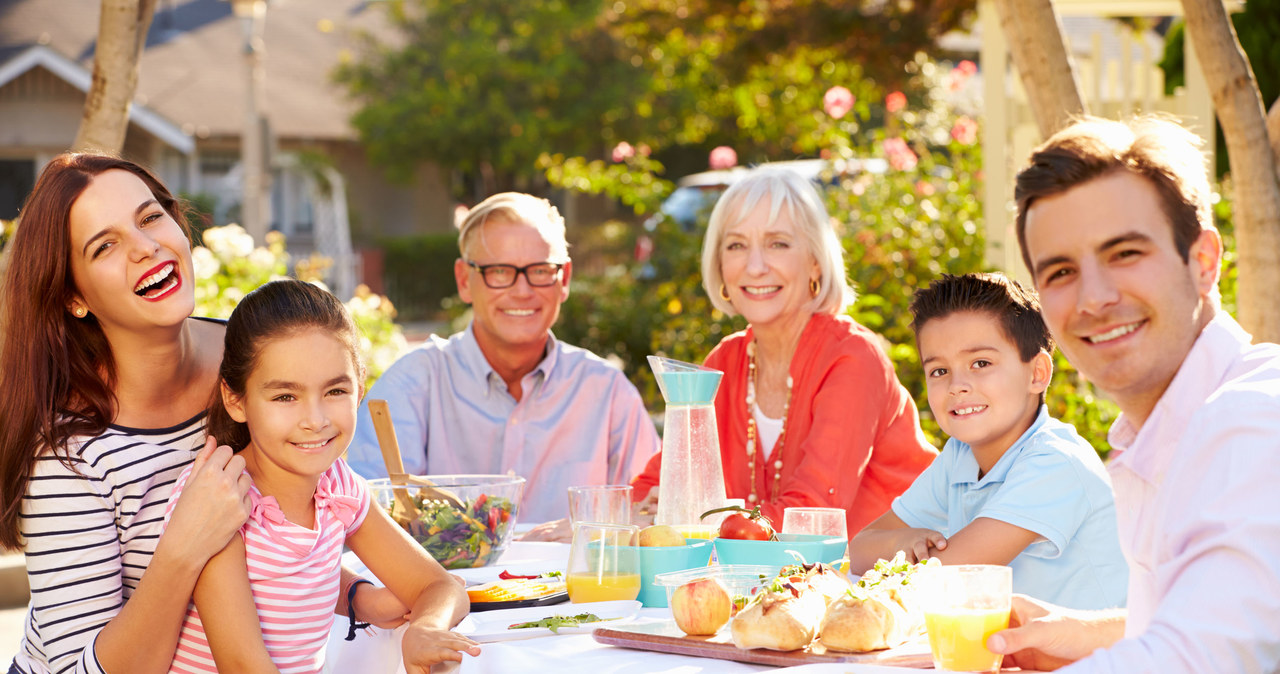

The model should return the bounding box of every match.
[164,437,252,564]
[400,624,481,672]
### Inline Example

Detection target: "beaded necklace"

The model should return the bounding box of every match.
[744,339,793,504]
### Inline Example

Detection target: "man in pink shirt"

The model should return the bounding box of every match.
[987,115,1280,673]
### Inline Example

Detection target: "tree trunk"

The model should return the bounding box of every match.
[1181,0,1280,343]
[989,0,1087,137]
[72,0,157,153]
[1268,96,1280,170]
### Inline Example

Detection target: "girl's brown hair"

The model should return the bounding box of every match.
[0,153,192,549]
[207,279,365,453]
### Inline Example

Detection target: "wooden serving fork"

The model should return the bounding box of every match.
[366,399,467,514]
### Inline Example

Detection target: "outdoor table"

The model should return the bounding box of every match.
[326,536,1034,673]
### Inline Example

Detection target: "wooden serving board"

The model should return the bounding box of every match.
[593,621,934,668]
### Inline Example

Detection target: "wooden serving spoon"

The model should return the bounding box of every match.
[366,399,467,513]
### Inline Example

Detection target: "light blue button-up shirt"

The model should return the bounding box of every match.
[892,407,1128,610]
[348,323,660,522]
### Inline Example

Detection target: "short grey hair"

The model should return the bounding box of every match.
[701,166,854,317]
[457,192,570,261]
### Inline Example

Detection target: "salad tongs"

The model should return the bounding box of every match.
[367,399,467,516]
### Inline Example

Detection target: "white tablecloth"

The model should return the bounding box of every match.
[327,541,924,673]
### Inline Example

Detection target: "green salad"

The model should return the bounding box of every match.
[390,491,516,569]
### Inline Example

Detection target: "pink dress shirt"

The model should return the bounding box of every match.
[1063,313,1280,673]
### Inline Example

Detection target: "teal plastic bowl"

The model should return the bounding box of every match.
[630,538,714,607]
[712,533,846,574]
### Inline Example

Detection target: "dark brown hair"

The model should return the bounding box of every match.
[0,153,191,549]
[911,272,1054,363]
[1014,115,1212,275]
[208,279,366,452]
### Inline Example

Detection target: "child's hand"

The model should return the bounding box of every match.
[400,625,481,672]
[903,528,948,563]
[352,583,411,628]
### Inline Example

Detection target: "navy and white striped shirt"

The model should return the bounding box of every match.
[14,414,205,674]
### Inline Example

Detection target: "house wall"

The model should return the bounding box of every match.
[0,69,82,154]
[328,142,456,244]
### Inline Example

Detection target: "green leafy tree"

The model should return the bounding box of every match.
[336,0,977,192]
[335,0,653,197]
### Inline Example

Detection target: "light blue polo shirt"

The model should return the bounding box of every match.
[892,407,1128,610]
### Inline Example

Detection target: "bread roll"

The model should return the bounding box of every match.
[814,552,934,653]
[729,585,827,651]
[818,591,916,652]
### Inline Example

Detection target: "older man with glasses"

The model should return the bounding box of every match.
[347,193,660,539]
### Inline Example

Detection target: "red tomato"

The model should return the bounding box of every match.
[719,512,773,540]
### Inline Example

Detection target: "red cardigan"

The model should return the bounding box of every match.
[632,312,938,535]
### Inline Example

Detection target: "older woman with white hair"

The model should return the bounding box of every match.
[632,167,936,534]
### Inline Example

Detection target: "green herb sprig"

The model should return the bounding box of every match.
[508,612,621,633]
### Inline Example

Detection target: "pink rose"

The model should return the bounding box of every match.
[951,116,978,145]
[612,141,635,163]
[947,60,978,92]
[885,91,907,114]
[823,86,855,120]
[883,137,918,171]
[709,146,738,170]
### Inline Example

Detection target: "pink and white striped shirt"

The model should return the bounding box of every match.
[163,458,370,674]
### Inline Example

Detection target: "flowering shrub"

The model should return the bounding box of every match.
[193,224,407,390]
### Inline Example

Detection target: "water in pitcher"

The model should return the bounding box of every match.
[647,356,728,528]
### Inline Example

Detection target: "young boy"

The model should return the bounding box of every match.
[848,273,1127,610]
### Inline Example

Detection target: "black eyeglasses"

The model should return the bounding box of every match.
[465,260,566,289]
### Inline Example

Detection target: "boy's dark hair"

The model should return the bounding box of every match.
[910,273,1054,362]
[208,278,366,452]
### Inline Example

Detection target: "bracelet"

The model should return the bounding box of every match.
[345,579,375,641]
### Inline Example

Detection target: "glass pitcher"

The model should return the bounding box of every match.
[647,355,727,530]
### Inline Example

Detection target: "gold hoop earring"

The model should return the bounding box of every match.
[72,306,87,318]
[810,278,820,297]
[719,284,731,301]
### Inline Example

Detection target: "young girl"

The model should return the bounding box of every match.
[164,279,479,674]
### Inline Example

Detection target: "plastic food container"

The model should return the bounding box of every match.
[653,564,776,609]
[369,475,525,569]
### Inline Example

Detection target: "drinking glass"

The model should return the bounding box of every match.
[920,565,1012,673]
[567,485,633,527]
[566,523,641,603]
[781,507,848,539]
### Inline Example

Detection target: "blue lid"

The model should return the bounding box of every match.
[648,355,722,405]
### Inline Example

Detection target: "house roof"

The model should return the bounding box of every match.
[0,43,195,152]
[0,0,395,142]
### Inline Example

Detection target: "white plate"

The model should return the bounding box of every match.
[451,560,565,586]
[455,600,641,642]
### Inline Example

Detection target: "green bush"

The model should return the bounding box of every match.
[379,233,461,322]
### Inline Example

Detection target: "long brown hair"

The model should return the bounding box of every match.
[0,153,191,549]
[207,279,365,454]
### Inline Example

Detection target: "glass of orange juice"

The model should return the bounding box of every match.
[566,523,641,603]
[920,565,1012,673]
